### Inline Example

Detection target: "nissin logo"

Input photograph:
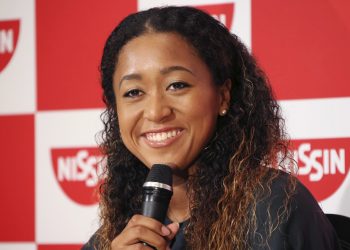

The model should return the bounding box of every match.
[195,3,234,30]
[0,20,20,73]
[51,147,103,205]
[292,138,350,201]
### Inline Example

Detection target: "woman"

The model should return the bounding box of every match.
[83,6,340,250]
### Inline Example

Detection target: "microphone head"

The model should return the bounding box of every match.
[145,164,173,187]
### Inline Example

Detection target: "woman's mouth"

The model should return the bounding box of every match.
[143,129,183,147]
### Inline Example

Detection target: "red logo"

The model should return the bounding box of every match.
[292,138,350,201]
[51,147,104,205]
[195,3,234,30]
[0,20,20,73]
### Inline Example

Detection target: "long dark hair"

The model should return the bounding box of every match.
[97,6,295,249]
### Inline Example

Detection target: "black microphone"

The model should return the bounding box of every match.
[142,164,173,223]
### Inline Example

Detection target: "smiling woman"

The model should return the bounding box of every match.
[114,32,228,170]
[82,6,341,250]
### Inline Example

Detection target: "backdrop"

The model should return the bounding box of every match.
[0,0,349,249]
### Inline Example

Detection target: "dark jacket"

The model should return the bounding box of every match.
[82,170,340,249]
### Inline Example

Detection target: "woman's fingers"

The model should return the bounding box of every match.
[164,222,180,241]
[111,214,172,250]
[112,226,167,249]
[112,243,155,250]
[123,224,167,246]
[126,214,171,237]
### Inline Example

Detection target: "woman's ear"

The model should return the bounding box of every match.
[218,79,232,115]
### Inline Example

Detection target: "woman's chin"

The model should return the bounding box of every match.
[142,158,191,173]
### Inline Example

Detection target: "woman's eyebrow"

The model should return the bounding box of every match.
[119,73,142,89]
[160,65,194,76]
[118,66,194,89]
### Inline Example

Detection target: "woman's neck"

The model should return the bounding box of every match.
[167,176,190,223]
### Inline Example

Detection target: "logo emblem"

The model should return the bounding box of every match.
[292,138,350,201]
[51,147,103,205]
[195,3,234,30]
[0,20,20,73]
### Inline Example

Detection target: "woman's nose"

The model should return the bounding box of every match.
[143,93,172,122]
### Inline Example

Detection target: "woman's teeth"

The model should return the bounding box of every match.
[145,130,180,142]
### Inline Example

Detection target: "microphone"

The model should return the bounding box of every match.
[142,164,173,223]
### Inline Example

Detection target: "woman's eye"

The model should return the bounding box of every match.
[123,89,143,98]
[167,81,190,91]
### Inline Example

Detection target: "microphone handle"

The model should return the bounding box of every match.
[141,187,172,223]
[141,187,172,249]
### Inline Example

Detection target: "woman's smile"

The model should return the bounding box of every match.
[142,128,184,147]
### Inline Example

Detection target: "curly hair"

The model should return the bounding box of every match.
[96,6,296,250]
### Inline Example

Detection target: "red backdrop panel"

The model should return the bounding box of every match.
[0,115,35,241]
[36,0,137,110]
[38,245,82,250]
[252,0,350,100]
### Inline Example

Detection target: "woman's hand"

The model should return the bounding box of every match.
[111,214,180,250]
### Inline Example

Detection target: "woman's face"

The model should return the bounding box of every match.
[113,32,229,171]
